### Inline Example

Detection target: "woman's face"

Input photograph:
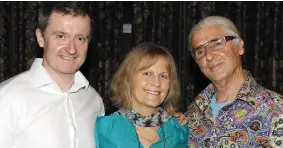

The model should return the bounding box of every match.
[130,58,171,116]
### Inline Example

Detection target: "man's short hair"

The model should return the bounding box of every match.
[37,2,92,32]
[189,16,241,52]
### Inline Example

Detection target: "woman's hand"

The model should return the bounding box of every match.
[174,112,188,126]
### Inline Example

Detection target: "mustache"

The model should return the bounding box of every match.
[207,60,222,68]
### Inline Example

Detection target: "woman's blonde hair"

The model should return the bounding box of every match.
[111,42,180,115]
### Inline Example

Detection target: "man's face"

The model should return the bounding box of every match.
[36,11,91,76]
[191,25,244,83]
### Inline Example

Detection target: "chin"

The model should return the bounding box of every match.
[60,69,78,74]
[212,73,228,82]
[147,102,163,108]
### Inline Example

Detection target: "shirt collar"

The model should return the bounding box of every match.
[195,70,259,111]
[30,58,89,91]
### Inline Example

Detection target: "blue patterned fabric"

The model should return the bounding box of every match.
[185,70,283,148]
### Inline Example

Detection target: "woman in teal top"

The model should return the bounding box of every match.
[95,43,189,148]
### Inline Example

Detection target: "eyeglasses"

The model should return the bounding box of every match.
[191,36,237,60]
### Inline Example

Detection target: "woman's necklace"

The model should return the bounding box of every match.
[117,107,171,127]
[134,125,166,148]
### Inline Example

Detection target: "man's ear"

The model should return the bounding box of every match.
[35,29,44,48]
[238,39,244,55]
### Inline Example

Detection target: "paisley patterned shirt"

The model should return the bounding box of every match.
[185,70,283,148]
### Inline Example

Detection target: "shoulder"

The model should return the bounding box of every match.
[188,84,214,110]
[97,113,120,124]
[0,71,30,90]
[0,71,32,99]
[95,113,121,147]
[95,113,133,141]
[87,86,102,99]
[81,85,105,115]
[96,114,116,137]
[96,113,125,133]
[95,113,138,148]
[254,86,283,108]
[185,96,205,121]
[0,71,32,121]
[259,87,283,99]
[84,85,104,104]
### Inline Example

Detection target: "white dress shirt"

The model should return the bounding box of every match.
[0,58,105,148]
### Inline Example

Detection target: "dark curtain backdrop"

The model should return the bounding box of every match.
[1,1,283,114]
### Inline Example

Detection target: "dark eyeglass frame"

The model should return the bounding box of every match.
[192,36,237,60]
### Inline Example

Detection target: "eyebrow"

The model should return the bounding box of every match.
[194,37,221,50]
[52,31,90,39]
[82,35,90,40]
[52,31,67,35]
[194,44,206,51]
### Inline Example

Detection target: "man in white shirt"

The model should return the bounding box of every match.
[0,2,105,148]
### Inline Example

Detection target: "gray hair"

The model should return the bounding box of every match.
[188,16,241,52]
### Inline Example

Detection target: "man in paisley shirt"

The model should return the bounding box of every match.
[185,16,283,147]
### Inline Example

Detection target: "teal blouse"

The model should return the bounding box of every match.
[95,113,189,148]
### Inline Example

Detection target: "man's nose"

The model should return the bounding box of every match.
[204,46,214,61]
[66,39,76,54]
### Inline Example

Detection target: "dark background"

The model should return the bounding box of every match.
[0,1,283,114]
